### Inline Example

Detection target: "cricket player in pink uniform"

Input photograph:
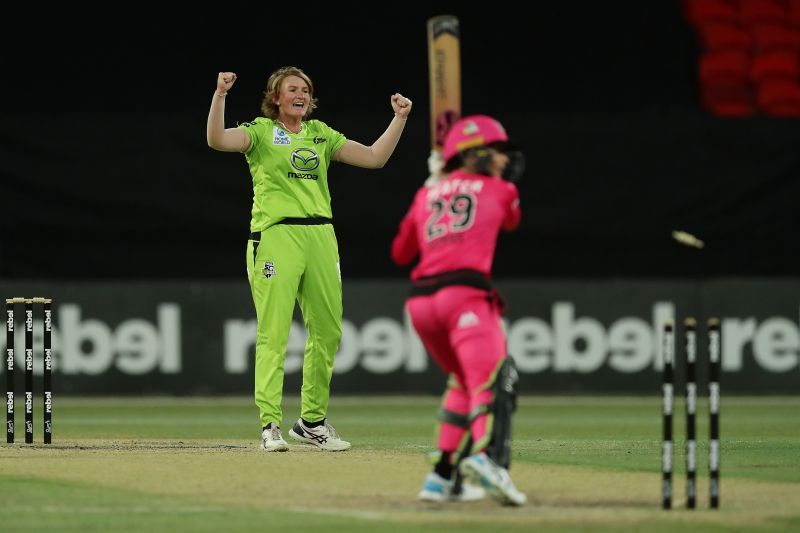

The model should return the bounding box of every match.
[391,115,526,505]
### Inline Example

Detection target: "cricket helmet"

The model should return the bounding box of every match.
[442,115,513,163]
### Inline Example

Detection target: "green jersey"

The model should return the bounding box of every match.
[240,117,347,231]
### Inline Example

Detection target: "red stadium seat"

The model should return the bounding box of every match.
[700,50,751,81]
[752,23,800,51]
[699,49,756,116]
[687,2,800,116]
[739,0,787,27]
[699,21,754,51]
[685,0,740,26]
[788,0,800,26]
[702,79,757,116]
[750,50,800,83]
[755,78,800,114]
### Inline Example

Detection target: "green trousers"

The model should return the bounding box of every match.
[246,223,343,428]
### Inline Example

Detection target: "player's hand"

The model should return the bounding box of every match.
[391,93,413,119]
[424,149,444,186]
[428,150,444,175]
[217,72,237,95]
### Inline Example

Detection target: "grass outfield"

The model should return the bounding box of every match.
[0,395,798,532]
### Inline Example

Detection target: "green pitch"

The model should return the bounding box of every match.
[1,396,798,532]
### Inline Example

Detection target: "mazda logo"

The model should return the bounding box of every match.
[290,148,320,171]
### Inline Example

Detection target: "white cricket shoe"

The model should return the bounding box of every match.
[260,425,289,452]
[288,418,351,451]
[417,472,486,502]
[460,452,527,506]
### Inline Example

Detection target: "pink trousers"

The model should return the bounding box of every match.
[407,285,507,455]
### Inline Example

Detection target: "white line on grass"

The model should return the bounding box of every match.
[29,505,229,514]
[287,506,386,521]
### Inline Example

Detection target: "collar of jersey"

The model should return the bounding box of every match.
[276,119,303,135]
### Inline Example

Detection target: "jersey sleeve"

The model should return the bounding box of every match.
[317,121,347,159]
[391,190,423,266]
[239,117,269,155]
[501,181,521,231]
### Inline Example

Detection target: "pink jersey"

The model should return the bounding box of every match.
[391,170,521,279]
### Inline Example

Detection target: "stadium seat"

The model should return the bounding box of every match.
[751,23,800,51]
[750,49,800,83]
[702,79,757,116]
[699,21,753,51]
[700,49,751,81]
[739,0,787,27]
[685,0,739,26]
[687,1,800,117]
[698,48,756,116]
[788,0,800,26]
[755,78,800,114]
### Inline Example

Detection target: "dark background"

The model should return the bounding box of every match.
[2,2,798,280]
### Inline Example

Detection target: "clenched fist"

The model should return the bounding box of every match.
[391,93,413,119]
[216,72,237,96]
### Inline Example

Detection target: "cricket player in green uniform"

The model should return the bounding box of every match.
[207,66,412,451]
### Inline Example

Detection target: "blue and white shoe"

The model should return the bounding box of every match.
[459,452,527,506]
[417,472,486,502]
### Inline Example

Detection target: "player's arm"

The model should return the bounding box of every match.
[206,71,251,153]
[501,184,522,231]
[333,93,412,169]
[391,209,420,266]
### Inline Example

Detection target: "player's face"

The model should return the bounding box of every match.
[486,148,510,178]
[275,75,311,118]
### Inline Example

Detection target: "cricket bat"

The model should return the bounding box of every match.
[427,15,461,154]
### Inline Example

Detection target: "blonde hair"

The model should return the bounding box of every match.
[260,66,318,119]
